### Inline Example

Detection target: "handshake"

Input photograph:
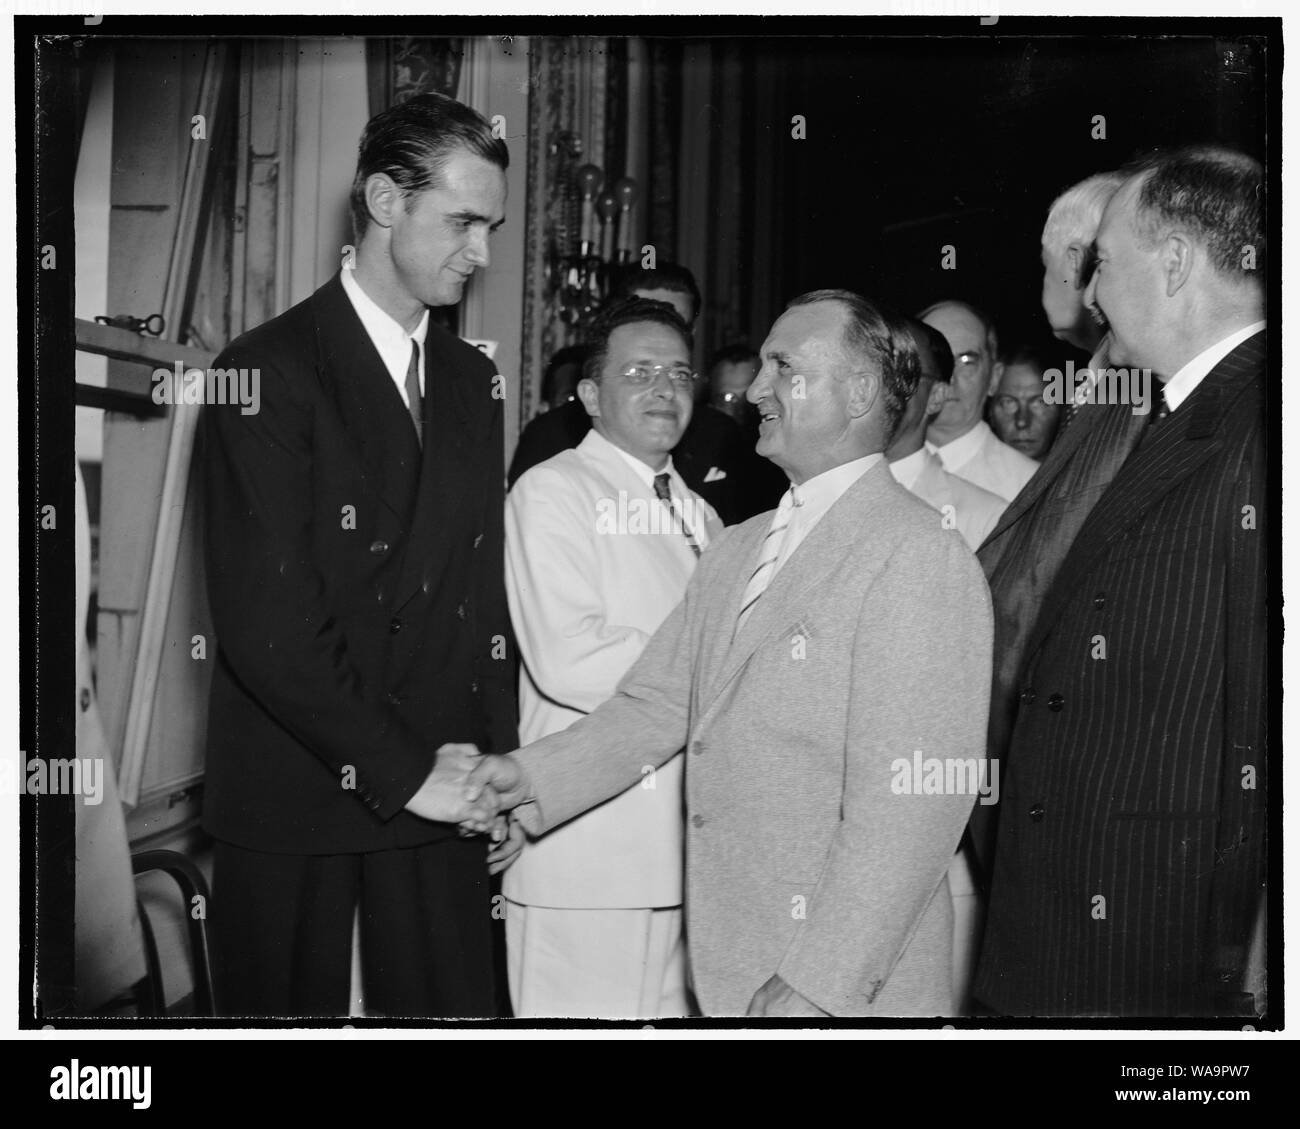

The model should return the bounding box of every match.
[403,743,533,874]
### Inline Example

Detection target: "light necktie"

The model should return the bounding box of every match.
[405,339,423,448]
[736,487,795,633]
[653,472,701,559]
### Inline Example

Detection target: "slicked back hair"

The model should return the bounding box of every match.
[581,297,694,384]
[1125,145,1264,285]
[1041,171,1127,256]
[786,289,920,441]
[350,92,509,239]
[608,261,702,324]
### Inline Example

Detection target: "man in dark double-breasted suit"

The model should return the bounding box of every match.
[200,94,516,1017]
[974,146,1269,1017]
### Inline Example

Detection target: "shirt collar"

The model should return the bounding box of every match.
[928,418,990,467]
[887,446,929,491]
[587,427,677,491]
[1162,321,1266,412]
[340,265,429,358]
[789,453,882,523]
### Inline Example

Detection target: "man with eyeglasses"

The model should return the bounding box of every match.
[987,343,1064,462]
[500,297,721,1017]
[919,300,1039,504]
[508,262,749,525]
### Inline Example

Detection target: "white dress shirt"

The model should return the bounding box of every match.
[1162,321,1266,412]
[928,419,1038,504]
[890,446,1006,551]
[772,453,881,576]
[504,428,721,908]
[340,265,429,408]
[606,441,712,552]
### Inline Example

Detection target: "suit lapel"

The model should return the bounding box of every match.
[980,390,1111,551]
[391,322,487,611]
[310,274,421,526]
[700,460,897,719]
[1024,332,1265,662]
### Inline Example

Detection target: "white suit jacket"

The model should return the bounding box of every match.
[504,428,721,908]
[513,460,993,1015]
[890,446,1007,552]
[929,419,1038,504]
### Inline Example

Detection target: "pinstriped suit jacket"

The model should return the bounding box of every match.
[511,460,993,1016]
[974,331,1268,1016]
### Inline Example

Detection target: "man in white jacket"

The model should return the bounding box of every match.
[503,298,721,1017]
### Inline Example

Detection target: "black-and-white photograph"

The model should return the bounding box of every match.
[16,7,1281,1068]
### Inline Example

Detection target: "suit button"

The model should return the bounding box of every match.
[470,680,479,694]
[1029,804,1045,822]
[1093,592,1105,610]
[389,617,402,634]
[457,603,467,620]
[1047,693,1064,712]
[691,742,704,756]
[387,692,402,705]
[79,688,91,712]
[691,814,705,828]
[1020,687,1036,705]
[370,540,389,555]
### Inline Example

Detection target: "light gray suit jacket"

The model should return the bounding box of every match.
[513,459,993,1016]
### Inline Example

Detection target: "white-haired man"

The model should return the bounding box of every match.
[978,146,1268,1016]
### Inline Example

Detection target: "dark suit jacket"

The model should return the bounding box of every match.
[507,398,752,525]
[975,331,1269,1016]
[200,273,517,854]
[972,389,1151,872]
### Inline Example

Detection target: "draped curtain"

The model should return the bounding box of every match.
[366,37,463,117]
[518,36,786,426]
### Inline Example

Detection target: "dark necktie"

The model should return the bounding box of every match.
[653,472,701,559]
[1151,379,1171,425]
[1138,380,1171,447]
[405,339,423,447]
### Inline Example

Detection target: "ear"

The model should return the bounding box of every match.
[845,369,880,420]
[924,379,949,418]
[1066,242,1086,289]
[363,173,405,231]
[576,377,601,419]
[1161,231,1195,297]
[988,358,1006,396]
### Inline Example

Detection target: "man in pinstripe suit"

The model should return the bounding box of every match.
[974,146,1268,1016]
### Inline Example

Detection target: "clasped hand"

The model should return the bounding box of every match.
[403,744,533,872]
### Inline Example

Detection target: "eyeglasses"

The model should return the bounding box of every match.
[991,394,1055,417]
[617,364,698,389]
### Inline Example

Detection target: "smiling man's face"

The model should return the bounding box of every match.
[387,148,507,309]
[580,321,694,470]
[748,302,863,485]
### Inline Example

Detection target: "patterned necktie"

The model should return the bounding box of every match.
[736,487,795,633]
[405,339,423,448]
[653,472,701,558]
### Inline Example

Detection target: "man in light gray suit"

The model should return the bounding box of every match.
[469,290,994,1017]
